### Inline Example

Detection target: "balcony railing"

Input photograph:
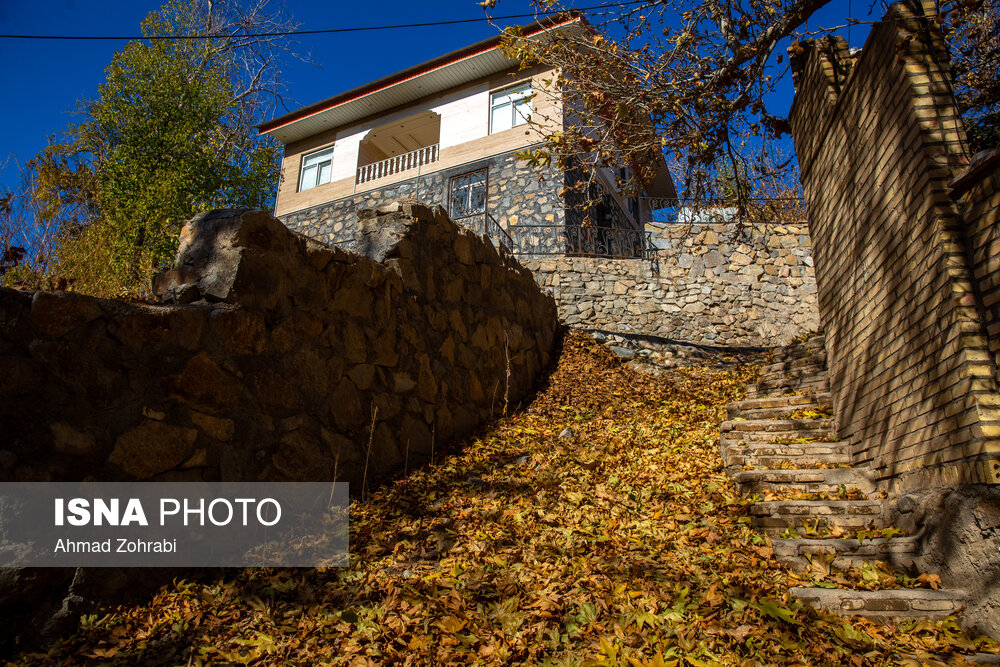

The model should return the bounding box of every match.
[356,144,440,185]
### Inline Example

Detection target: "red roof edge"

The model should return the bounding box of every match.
[257,12,582,136]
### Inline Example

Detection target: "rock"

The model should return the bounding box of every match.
[107,421,198,479]
[189,412,235,442]
[559,427,574,439]
[467,476,489,490]
[50,423,98,456]
[30,292,103,340]
[609,346,636,360]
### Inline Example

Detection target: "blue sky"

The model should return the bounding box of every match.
[0,0,874,193]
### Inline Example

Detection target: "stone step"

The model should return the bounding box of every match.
[720,428,837,448]
[732,467,875,496]
[771,536,918,573]
[726,393,832,420]
[748,499,882,534]
[724,442,853,469]
[758,367,828,383]
[790,587,965,622]
[768,336,826,363]
[721,418,836,437]
[747,377,830,399]
[760,354,828,376]
[728,404,832,421]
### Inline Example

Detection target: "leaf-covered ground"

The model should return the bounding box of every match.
[16,333,1000,665]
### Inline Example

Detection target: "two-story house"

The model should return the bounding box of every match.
[258,14,676,257]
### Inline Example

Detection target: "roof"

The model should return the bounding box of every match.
[257,14,585,145]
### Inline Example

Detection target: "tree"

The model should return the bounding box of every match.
[4,0,297,298]
[948,0,1000,153]
[496,0,998,221]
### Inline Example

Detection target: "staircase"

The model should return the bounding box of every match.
[721,335,967,622]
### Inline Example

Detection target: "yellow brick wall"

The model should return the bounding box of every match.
[789,0,1000,490]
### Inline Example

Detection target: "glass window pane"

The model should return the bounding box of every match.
[513,99,531,125]
[491,104,512,133]
[318,162,331,185]
[304,147,331,167]
[470,184,486,214]
[451,186,468,218]
[300,164,318,190]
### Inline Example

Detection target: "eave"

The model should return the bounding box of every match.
[258,14,584,145]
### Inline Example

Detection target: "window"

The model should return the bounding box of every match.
[450,169,488,219]
[299,146,333,191]
[490,82,532,133]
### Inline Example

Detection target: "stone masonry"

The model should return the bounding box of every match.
[522,222,819,346]
[0,201,558,649]
[0,203,557,487]
[282,147,568,253]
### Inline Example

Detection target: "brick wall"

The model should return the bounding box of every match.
[789,0,1000,489]
[952,149,1000,381]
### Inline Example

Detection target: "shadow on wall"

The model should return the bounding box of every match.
[0,201,559,652]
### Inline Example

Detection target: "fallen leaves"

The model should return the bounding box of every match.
[12,333,999,665]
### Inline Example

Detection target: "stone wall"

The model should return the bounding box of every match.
[789,1,1000,490]
[0,203,558,487]
[522,222,819,346]
[0,202,558,650]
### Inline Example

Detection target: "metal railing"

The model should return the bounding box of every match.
[507,224,654,260]
[356,144,440,185]
[453,211,513,253]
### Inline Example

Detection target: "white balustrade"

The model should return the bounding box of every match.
[357,144,440,185]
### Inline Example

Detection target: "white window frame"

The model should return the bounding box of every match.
[489,82,532,134]
[298,146,334,192]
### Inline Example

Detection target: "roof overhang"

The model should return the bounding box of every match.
[258,14,585,145]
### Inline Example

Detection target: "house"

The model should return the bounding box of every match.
[257,14,676,258]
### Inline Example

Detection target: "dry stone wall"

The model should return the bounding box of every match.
[0,202,558,488]
[522,222,819,346]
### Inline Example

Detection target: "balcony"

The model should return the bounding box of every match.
[356,144,440,185]
[356,110,441,186]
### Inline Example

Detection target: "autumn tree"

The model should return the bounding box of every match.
[3,0,298,297]
[948,0,999,153]
[497,0,998,221]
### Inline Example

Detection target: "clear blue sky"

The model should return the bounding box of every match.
[0,0,873,193]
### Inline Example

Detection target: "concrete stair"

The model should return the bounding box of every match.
[722,334,965,623]
[749,499,882,535]
[790,587,966,621]
[731,467,875,495]
[771,536,919,572]
[724,442,853,469]
[726,393,833,420]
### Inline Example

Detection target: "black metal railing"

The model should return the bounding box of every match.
[453,211,513,253]
[507,224,654,260]
[487,213,514,253]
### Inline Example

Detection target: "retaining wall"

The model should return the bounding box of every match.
[522,222,819,346]
[0,203,558,487]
